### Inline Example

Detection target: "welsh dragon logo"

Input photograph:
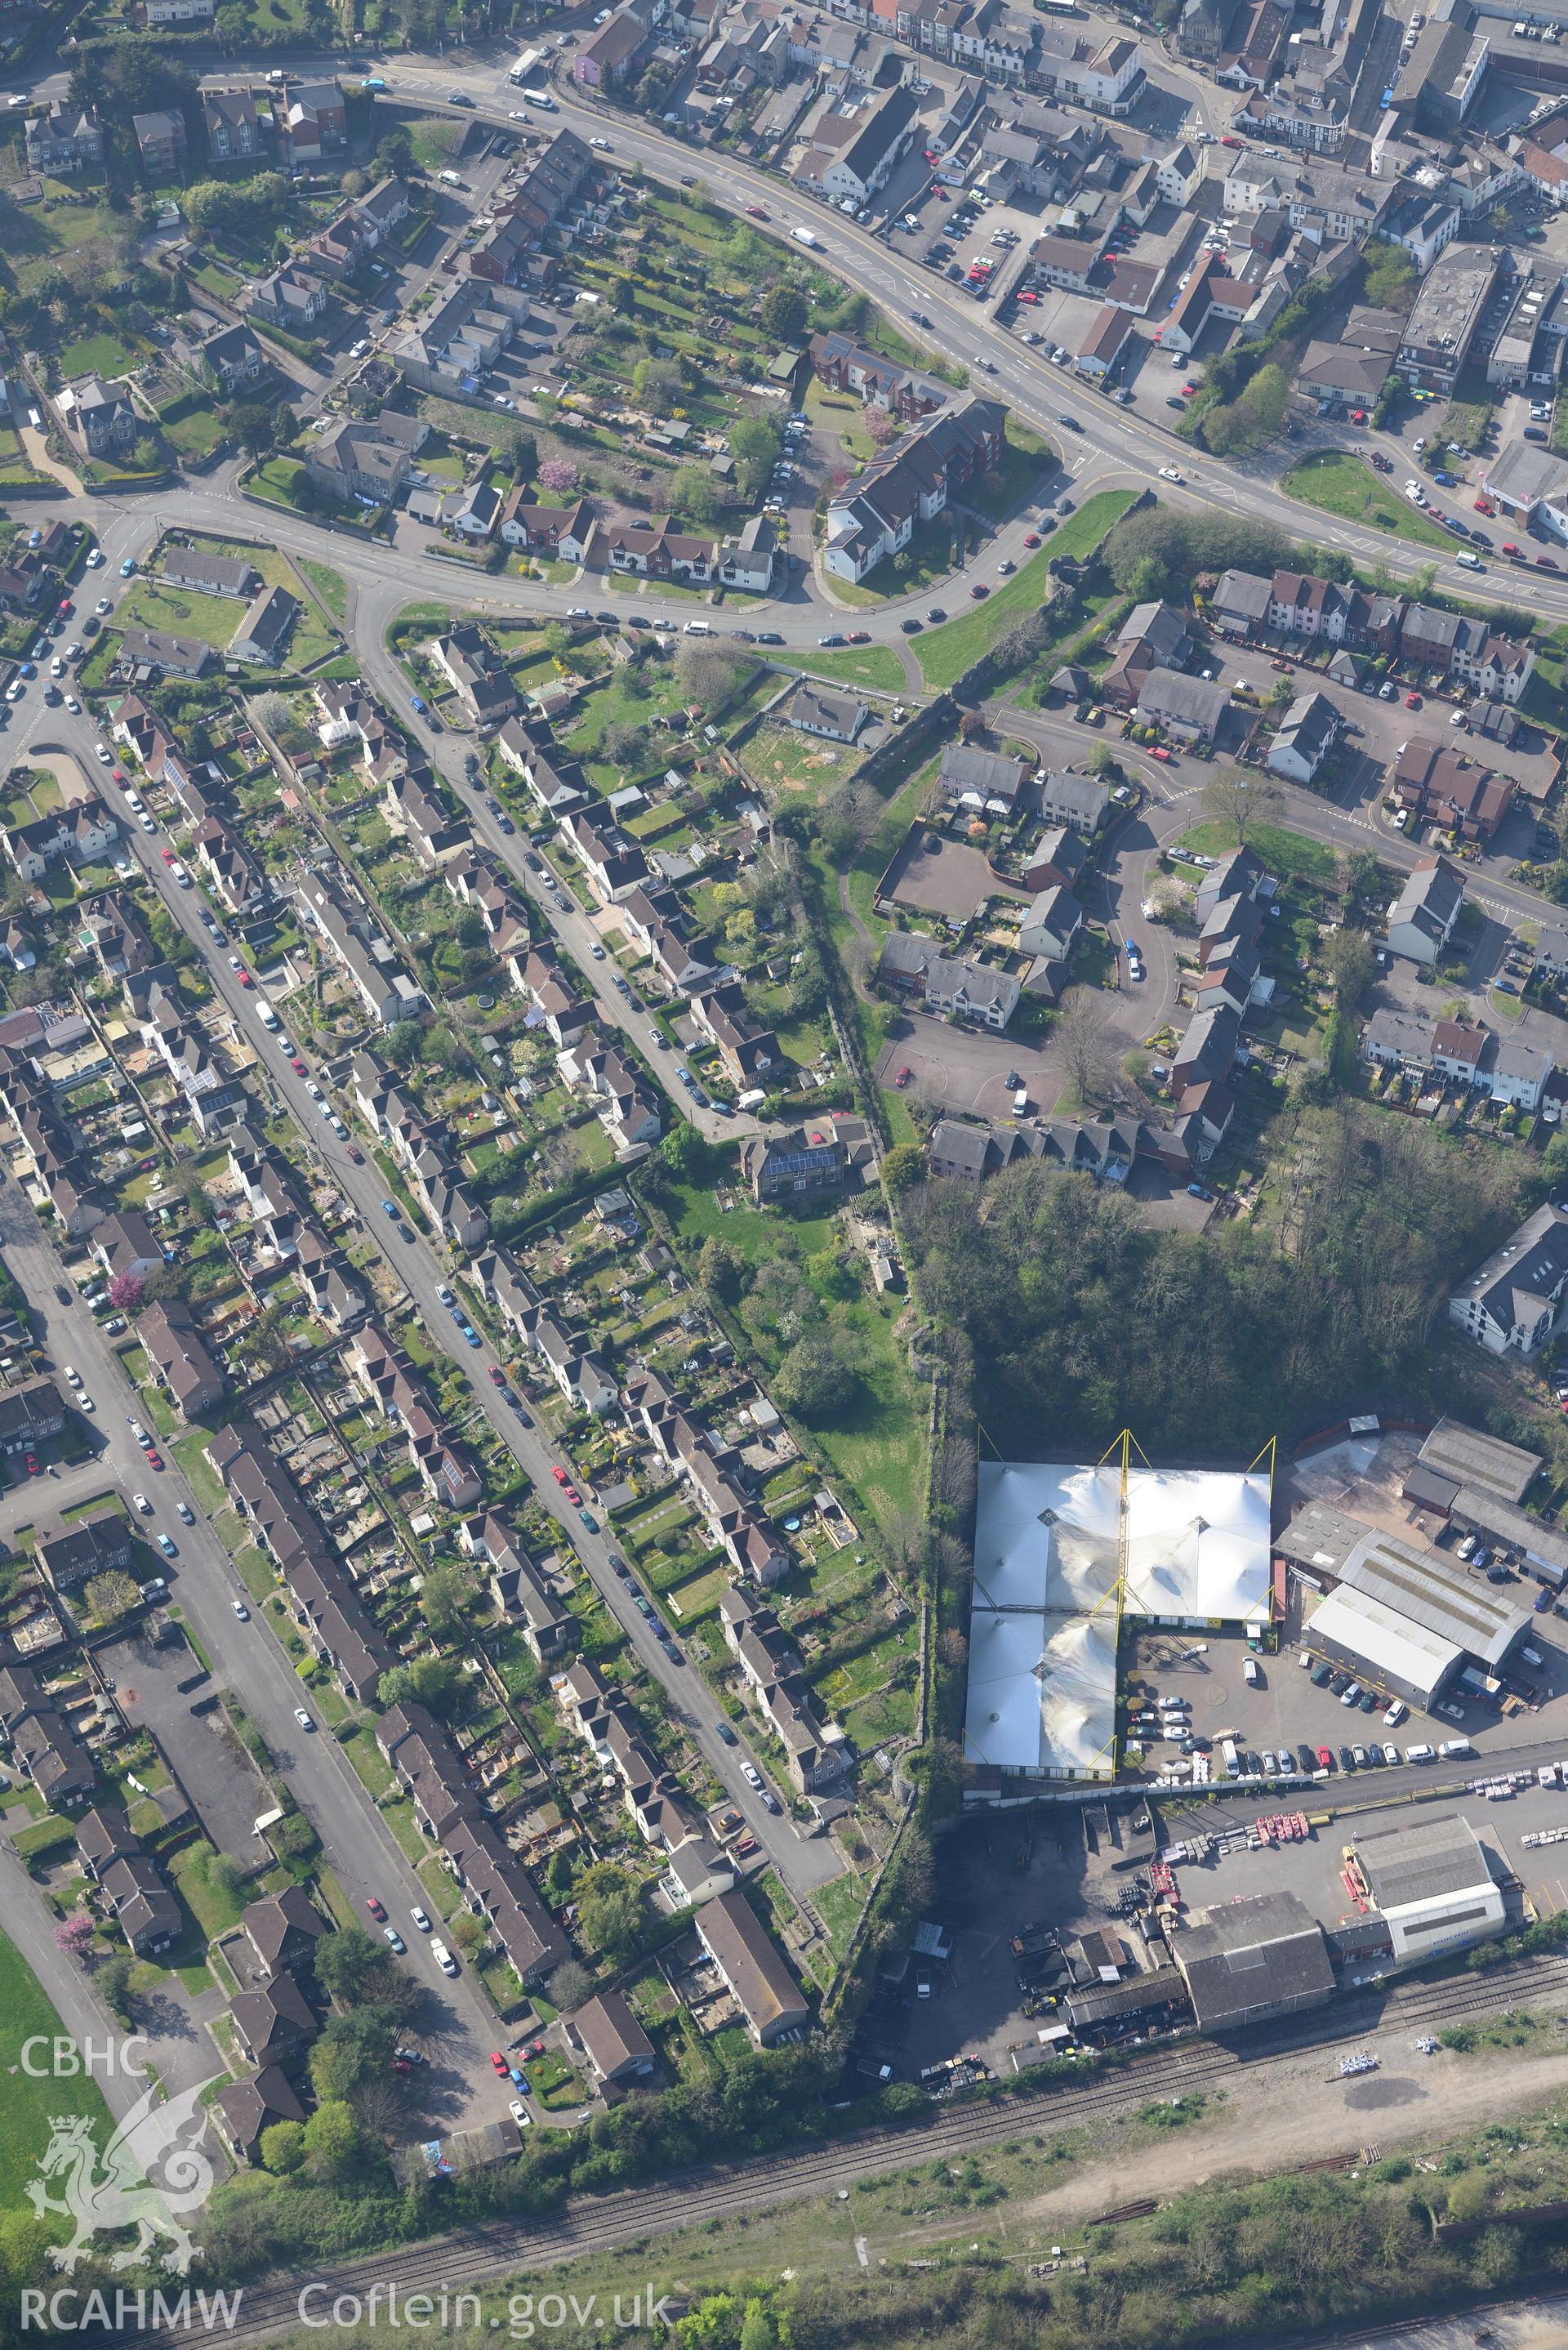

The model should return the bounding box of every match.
[25,2075,218,2276]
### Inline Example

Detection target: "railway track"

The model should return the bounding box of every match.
[125,1956,1568,2348]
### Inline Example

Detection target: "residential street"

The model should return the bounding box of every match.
[38,702,846,1897]
[0,1176,521,2130]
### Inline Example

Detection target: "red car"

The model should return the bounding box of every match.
[146,1451,163,1470]
[1023,532,1040,548]
[291,1057,306,1075]
[346,1142,363,1163]
[1539,555,1561,570]
[745,204,768,218]
[366,1896,387,1920]
[847,630,871,644]
[24,1453,38,1475]
[1350,409,1366,425]
[969,582,989,599]
[1474,497,1494,515]
[491,2052,508,2076]
[1183,381,1198,395]
[238,970,253,988]
[56,598,70,617]
[1316,1745,1333,1772]
[1220,133,1239,145]
[1405,693,1421,708]
[563,1485,581,1506]
[1503,542,1522,557]
[893,1066,911,1087]
[1151,745,1171,761]
[112,769,126,786]
[488,1367,506,1388]
[160,848,175,865]
[551,1466,568,1487]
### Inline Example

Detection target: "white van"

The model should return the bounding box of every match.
[1243,1656,1261,1687]
[522,87,556,108]
[258,1001,280,1031]
[1221,1737,1240,1777]
[684,620,713,636]
[1406,1742,1436,1762]
[1456,551,1482,569]
[439,168,464,187]
[1438,1737,1472,1759]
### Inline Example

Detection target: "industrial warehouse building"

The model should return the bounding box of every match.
[1279,1475,1535,1715]
[1303,1581,1463,1711]
[1414,1420,1539,1505]
[1171,1890,1335,2031]
[1354,1815,1507,1967]
[964,1456,1272,1787]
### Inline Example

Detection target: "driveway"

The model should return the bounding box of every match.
[98,1623,275,1870]
[881,832,1026,924]
[876,1014,1052,1119]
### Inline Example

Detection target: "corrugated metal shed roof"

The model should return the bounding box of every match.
[1356,1815,1491,1914]
[1418,1418,1541,1505]
[1336,1527,1532,1670]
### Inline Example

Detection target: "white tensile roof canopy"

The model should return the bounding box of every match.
[973,1460,1272,1630]
[964,1607,1117,1777]
[964,1456,1272,1781]
[1123,1467,1272,1625]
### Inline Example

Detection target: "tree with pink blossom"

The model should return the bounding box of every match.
[54,1912,94,1957]
[537,456,579,497]
[865,408,898,449]
[107,1272,143,1311]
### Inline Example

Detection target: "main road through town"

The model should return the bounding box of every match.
[6,31,1562,644]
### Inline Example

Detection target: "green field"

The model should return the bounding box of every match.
[1281,453,1459,553]
[0,1929,114,2209]
[915,489,1137,689]
[791,644,906,693]
[298,556,349,622]
[1176,819,1336,883]
[158,396,225,459]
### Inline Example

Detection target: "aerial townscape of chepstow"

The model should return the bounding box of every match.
[20,4,1568,2349]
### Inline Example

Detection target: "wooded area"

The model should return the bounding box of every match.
[905,1108,1522,1459]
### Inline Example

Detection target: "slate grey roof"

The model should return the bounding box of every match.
[1417,1418,1541,1505]
[1356,1815,1492,1912]
[1174,1889,1334,2027]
